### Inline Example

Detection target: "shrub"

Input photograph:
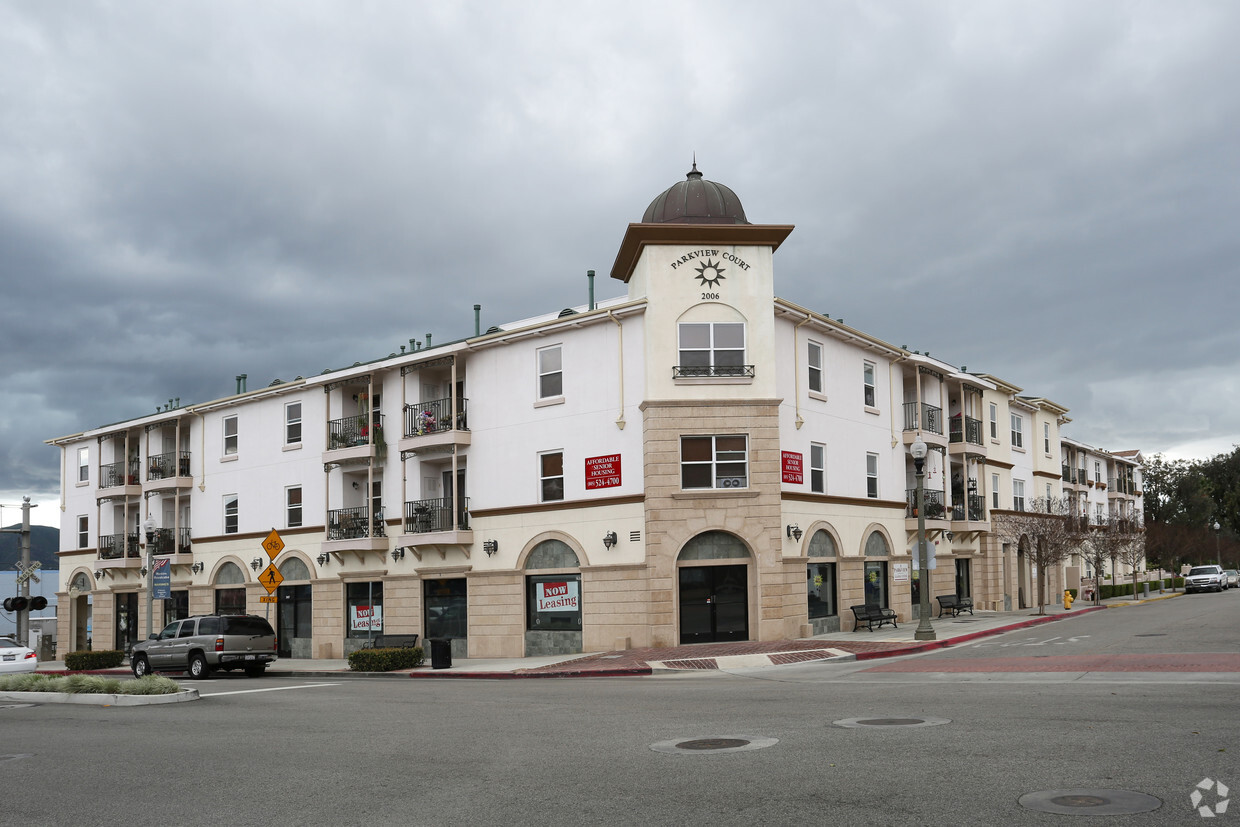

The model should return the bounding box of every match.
[64,650,125,671]
[348,646,424,672]
[0,673,182,695]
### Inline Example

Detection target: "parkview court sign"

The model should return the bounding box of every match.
[536,581,579,612]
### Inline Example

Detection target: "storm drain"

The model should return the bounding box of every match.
[833,716,950,729]
[650,735,778,755]
[1019,789,1161,816]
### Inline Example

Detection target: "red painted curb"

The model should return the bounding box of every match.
[853,606,1106,661]
[407,667,653,679]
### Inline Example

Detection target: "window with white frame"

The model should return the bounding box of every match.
[77,515,88,549]
[286,486,302,528]
[863,362,876,407]
[808,341,824,394]
[1043,422,1050,454]
[224,495,238,534]
[810,443,826,494]
[1010,413,1023,448]
[866,452,879,498]
[677,322,746,377]
[1046,483,1053,505]
[285,402,302,445]
[537,345,563,400]
[989,403,998,440]
[992,473,1000,509]
[1095,461,1102,483]
[78,447,89,483]
[540,451,564,502]
[223,415,238,456]
[1013,479,1025,512]
[681,435,748,490]
[371,480,383,525]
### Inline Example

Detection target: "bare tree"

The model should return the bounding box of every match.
[991,497,1075,615]
[1114,520,1149,600]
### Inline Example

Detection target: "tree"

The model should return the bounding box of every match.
[1115,522,1148,599]
[991,497,1074,615]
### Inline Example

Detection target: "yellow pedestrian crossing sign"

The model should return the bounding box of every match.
[259,563,284,594]
[262,529,284,560]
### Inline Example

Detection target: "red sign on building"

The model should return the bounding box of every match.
[585,454,622,490]
[782,451,803,484]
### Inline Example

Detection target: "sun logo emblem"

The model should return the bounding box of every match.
[694,259,726,289]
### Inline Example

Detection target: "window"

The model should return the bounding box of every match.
[77,515,88,549]
[863,362,876,407]
[992,473,1000,509]
[224,494,238,534]
[1013,480,1025,512]
[223,416,238,456]
[808,563,837,618]
[866,452,879,498]
[78,447,89,483]
[346,581,384,638]
[1046,483,1053,506]
[1094,461,1102,483]
[989,404,998,440]
[371,480,383,526]
[286,486,302,528]
[681,435,748,490]
[677,322,747,377]
[424,578,467,639]
[540,451,564,502]
[285,402,302,445]
[537,345,563,399]
[1043,422,1050,454]
[1010,413,1023,448]
[527,574,583,632]
[810,443,826,494]
[807,341,823,394]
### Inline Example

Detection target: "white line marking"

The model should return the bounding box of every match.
[200,683,341,697]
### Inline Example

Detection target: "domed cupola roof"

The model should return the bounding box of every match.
[641,162,750,225]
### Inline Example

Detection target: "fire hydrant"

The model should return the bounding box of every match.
[1063,589,1074,610]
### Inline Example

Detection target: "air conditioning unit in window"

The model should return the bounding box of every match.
[717,477,747,488]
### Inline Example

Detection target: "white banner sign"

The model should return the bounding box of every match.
[536,581,579,612]
[350,604,383,631]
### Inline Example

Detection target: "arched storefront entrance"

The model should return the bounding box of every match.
[864,530,891,610]
[275,556,313,659]
[677,531,751,645]
[807,529,839,635]
[67,571,94,653]
[524,539,582,657]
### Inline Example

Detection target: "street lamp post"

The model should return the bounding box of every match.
[1215,521,1221,568]
[910,437,936,641]
[143,518,156,641]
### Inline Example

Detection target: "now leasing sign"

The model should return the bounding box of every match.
[350,604,383,631]
[537,581,579,612]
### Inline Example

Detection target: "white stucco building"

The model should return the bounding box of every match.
[47,164,1144,660]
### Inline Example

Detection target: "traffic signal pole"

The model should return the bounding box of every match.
[1,497,37,646]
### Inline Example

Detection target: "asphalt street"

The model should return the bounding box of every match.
[4,594,1238,826]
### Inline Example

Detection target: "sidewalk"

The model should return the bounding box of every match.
[36,592,1179,680]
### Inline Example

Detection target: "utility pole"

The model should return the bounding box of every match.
[1,497,38,646]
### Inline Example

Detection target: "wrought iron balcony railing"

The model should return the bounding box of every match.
[951,494,986,522]
[147,451,191,481]
[902,402,944,435]
[673,365,755,378]
[906,488,947,519]
[100,460,141,489]
[404,397,469,437]
[99,533,141,560]
[949,415,984,446]
[327,506,386,541]
[328,414,386,451]
[149,527,192,556]
[404,498,470,534]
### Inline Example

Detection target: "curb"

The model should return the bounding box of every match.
[0,688,199,706]
[853,606,1107,661]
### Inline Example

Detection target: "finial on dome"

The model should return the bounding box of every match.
[688,153,702,179]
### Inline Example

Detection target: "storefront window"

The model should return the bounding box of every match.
[526,574,582,631]
[424,578,467,639]
[346,581,383,638]
[864,561,888,608]
[214,588,245,615]
[162,590,189,624]
[808,563,836,619]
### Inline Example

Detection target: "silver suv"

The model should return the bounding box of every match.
[131,614,277,678]
[1185,565,1227,594]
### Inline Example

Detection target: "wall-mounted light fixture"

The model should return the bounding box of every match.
[191,561,204,574]
[391,547,405,562]
[251,557,263,572]
[483,540,499,556]
[944,531,954,541]
[603,531,618,550]
[786,524,802,541]
[317,552,330,566]
[352,481,360,490]
[140,566,148,577]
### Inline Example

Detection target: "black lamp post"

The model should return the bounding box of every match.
[911,437,936,641]
[143,517,156,642]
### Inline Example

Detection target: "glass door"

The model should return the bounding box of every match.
[678,565,748,644]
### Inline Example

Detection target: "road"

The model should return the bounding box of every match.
[4,594,1238,825]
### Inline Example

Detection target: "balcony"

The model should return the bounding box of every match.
[150,527,192,556]
[399,398,471,456]
[99,533,141,561]
[399,497,473,551]
[902,402,944,436]
[951,494,987,524]
[99,460,142,492]
[144,451,192,493]
[672,365,755,379]
[325,414,386,463]
[906,488,948,520]
[322,506,388,557]
[949,415,984,449]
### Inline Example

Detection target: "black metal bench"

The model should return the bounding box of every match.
[936,594,974,618]
[361,634,420,649]
[850,604,898,632]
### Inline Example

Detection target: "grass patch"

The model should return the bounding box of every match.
[0,673,183,695]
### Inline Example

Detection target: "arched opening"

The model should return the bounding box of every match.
[677,531,751,645]
[863,530,890,609]
[68,571,94,654]
[524,539,582,657]
[807,529,839,634]
[213,561,246,615]
[276,556,313,659]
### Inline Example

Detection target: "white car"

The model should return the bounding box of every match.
[0,636,38,674]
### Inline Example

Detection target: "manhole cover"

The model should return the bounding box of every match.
[1019,789,1161,815]
[650,735,778,755]
[833,716,950,729]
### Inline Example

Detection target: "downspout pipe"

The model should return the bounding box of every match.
[588,270,595,311]
[793,314,812,429]
[607,311,625,430]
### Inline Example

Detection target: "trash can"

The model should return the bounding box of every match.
[429,638,452,670]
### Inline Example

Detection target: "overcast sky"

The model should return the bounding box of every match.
[3,1,1238,529]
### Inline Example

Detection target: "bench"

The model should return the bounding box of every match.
[361,634,420,649]
[850,604,898,632]
[936,594,974,618]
